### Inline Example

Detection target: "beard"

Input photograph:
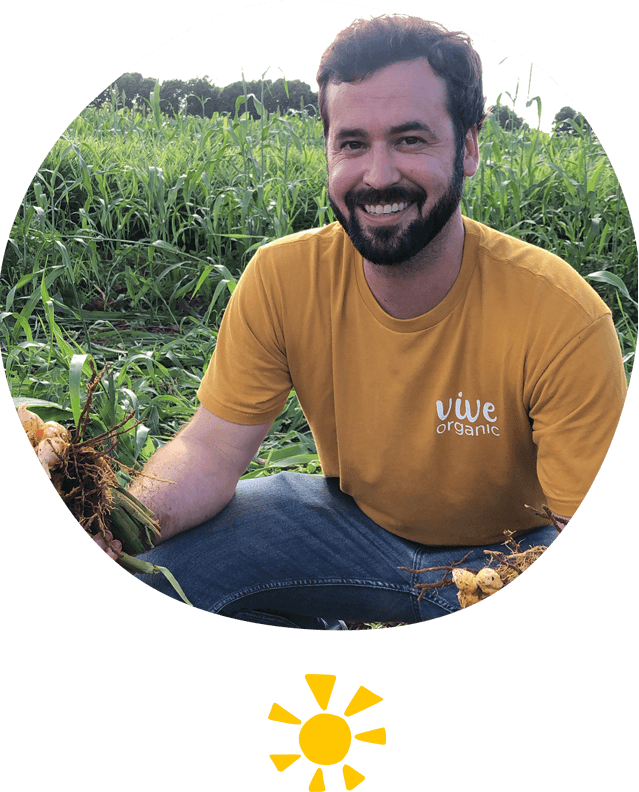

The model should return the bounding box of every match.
[328,145,465,266]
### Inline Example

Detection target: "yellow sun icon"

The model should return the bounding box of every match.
[268,674,386,791]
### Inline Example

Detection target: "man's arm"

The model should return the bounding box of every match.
[128,405,272,544]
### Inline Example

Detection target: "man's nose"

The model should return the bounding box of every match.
[363,145,401,189]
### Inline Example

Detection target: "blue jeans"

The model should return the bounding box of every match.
[135,472,558,629]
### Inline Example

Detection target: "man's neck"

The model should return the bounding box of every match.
[362,212,466,319]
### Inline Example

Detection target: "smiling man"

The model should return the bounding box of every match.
[130,15,627,628]
[324,56,477,317]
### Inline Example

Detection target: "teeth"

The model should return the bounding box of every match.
[363,201,409,215]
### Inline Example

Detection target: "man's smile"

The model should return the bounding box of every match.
[362,200,411,216]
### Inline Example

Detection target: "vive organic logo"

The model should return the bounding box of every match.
[436,391,501,437]
[268,674,386,790]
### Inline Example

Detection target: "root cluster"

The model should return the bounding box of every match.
[402,520,558,609]
[53,443,120,554]
[18,362,157,559]
[63,365,140,556]
[17,364,191,605]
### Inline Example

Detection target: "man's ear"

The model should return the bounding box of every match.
[463,125,480,178]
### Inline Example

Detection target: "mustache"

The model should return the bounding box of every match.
[345,186,427,210]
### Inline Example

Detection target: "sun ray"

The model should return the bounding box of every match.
[268,703,302,724]
[354,727,386,745]
[309,767,326,791]
[270,754,301,772]
[342,765,365,790]
[305,674,337,711]
[343,686,383,717]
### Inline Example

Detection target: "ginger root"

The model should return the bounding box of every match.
[402,530,551,610]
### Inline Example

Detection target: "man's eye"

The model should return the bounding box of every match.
[401,137,424,146]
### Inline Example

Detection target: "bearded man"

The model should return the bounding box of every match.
[130,15,627,628]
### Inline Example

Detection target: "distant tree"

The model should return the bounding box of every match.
[487,104,527,131]
[114,73,157,110]
[159,78,187,116]
[216,79,260,118]
[268,79,318,114]
[553,106,575,127]
[183,76,220,117]
[90,72,158,110]
[553,106,592,135]
[90,82,113,108]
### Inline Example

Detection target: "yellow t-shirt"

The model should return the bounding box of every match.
[197,218,627,546]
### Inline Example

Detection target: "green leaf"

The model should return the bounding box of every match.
[12,396,73,421]
[263,448,319,467]
[150,239,179,254]
[134,424,150,458]
[117,554,193,605]
[586,271,637,306]
[154,565,193,605]
[69,354,89,426]
[190,264,214,299]
[151,80,162,130]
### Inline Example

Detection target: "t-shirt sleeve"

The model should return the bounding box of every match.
[529,312,627,517]
[197,250,293,424]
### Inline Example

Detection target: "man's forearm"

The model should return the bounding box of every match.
[128,436,236,545]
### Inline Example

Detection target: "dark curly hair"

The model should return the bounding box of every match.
[317,15,486,150]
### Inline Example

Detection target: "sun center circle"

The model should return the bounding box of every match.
[298,713,352,765]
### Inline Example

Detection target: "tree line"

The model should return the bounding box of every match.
[488,103,592,135]
[90,72,319,118]
[91,72,589,136]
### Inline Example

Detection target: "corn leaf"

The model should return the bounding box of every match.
[117,553,193,606]
[587,271,637,306]
[69,354,89,426]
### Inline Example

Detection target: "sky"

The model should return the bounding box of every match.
[123,0,579,132]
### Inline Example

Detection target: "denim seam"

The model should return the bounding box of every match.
[211,577,417,614]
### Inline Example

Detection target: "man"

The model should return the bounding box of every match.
[131,15,627,628]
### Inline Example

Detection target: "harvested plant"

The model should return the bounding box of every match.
[400,509,564,609]
[16,363,192,605]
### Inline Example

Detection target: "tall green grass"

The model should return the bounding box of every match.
[1,88,636,475]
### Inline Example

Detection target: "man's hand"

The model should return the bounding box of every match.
[92,530,122,559]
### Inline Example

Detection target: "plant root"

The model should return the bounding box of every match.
[19,363,195,606]
[400,512,560,608]
[22,360,162,557]
[399,551,474,601]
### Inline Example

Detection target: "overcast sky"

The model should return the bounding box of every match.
[128,1,577,132]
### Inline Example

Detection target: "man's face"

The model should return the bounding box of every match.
[325,58,477,266]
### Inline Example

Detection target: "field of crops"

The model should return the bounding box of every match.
[1,88,636,479]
